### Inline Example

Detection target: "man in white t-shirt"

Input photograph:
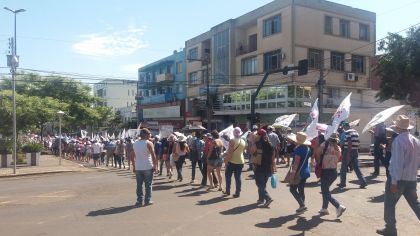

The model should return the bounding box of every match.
[133,128,157,207]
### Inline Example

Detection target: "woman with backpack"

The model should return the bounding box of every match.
[172,135,190,182]
[223,127,246,197]
[315,133,346,218]
[190,132,205,184]
[206,130,224,191]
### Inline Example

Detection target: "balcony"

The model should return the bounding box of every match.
[156,73,173,83]
[139,93,185,105]
[236,43,257,56]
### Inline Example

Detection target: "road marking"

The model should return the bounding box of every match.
[0,200,17,205]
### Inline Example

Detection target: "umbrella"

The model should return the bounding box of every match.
[183,124,207,131]
[362,105,405,133]
[349,119,360,128]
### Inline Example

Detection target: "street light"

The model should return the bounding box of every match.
[4,7,25,174]
[57,110,65,165]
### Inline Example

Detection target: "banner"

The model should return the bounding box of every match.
[306,99,319,141]
[273,114,297,128]
[325,93,352,139]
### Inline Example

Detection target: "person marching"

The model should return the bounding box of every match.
[133,128,157,207]
[287,132,312,213]
[250,128,276,207]
[377,115,420,236]
[223,127,246,197]
[315,133,347,217]
[338,122,367,188]
[190,132,205,184]
[206,130,224,191]
[172,135,190,182]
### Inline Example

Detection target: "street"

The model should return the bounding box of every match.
[0,155,419,236]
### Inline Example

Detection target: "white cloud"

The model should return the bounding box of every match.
[122,63,144,73]
[73,26,148,57]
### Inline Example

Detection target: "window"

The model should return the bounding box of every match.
[263,15,281,37]
[249,34,257,52]
[308,49,323,69]
[331,52,344,71]
[188,47,198,60]
[241,57,257,75]
[176,61,182,74]
[328,87,340,98]
[202,70,208,82]
[351,55,365,73]
[325,16,332,34]
[339,19,350,38]
[264,50,282,72]
[132,90,134,96]
[189,72,199,85]
[359,24,369,41]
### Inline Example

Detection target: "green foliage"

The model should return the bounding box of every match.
[0,139,13,154]
[0,73,114,135]
[376,27,420,107]
[21,142,43,153]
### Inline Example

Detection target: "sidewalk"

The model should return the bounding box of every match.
[0,154,92,178]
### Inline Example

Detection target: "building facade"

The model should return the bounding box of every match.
[184,0,384,148]
[93,79,137,110]
[137,50,187,131]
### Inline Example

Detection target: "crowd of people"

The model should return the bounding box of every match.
[46,114,419,236]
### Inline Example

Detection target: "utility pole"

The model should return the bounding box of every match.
[4,7,25,174]
[318,58,325,123]
[205,52,211,131]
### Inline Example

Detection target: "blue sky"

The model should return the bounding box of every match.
[1,0,420,81]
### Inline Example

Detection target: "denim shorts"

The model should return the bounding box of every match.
[207,158,223,168]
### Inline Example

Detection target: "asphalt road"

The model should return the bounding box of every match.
[0,155,419,236]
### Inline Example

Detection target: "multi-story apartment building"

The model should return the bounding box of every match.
[184,0,386,148]
[137,50,187,131]
[93,79,137,110]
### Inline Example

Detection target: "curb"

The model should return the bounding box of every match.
[0,170,78,179]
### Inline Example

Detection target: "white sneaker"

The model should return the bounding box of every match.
[336,205,346,218]
[318,208,330,215]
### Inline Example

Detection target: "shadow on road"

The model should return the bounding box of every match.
[175,187,202,194]
[197,196,229,205]
[288,215,341,232]
[220,202,259,215]
[178,190,209,197]
[368,193,384,203]
[305,181,320,188]
[153,185,174,191]
[255,214,298,228]
[86,205,136,217]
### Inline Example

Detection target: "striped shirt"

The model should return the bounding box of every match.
[344,129,360,150]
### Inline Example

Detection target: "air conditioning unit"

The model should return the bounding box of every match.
[345,73,358,81]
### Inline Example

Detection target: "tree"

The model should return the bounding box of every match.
[0,73,113,136]
[376,26,420,107]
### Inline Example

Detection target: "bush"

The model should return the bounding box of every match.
[21,142,43,153]
[0,139,12,154]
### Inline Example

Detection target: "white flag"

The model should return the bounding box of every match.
[325,93,352,139]
[81,130,88,138]
[274,114,297,127]
[121,129,126,139]
[306,99,319,141]
[219,125,234,150]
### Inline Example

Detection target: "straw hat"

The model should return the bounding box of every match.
[393,115,414,130]
[178,135,187,142]
[287,132,311,145]
[328,133,340,142]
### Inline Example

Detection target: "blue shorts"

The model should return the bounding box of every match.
[207,158,223,168]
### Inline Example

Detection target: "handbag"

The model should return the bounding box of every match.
[315,141,329,178]
[172,153,180,162]
[271,174,277,189]
[283,146,310,185]
[250,148,262,165]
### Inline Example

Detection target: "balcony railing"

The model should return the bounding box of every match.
[236,44,257,56]
[139,93,185,105]
[156,73,173,83]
